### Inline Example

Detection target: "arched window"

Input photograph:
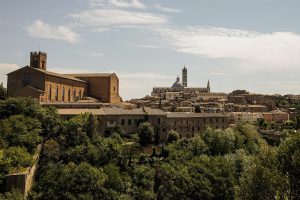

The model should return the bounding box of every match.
[55,86,59,101]
[62,87,65,102]
[48,84,52,101]
[121,119,125,125]
[128,119,132,126]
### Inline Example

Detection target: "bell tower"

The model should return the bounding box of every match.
[207,79,210,93]
[30,51,47,70]
[182,66,187,87]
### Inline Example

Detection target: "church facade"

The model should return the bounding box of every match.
[151,67,210,97]
[7,52,121,103]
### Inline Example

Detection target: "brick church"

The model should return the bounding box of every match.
[7,51,121,103]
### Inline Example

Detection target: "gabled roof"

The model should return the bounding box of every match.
[102,107,145,115]
[33,67,87,82]
[7,66,87,83]
[65,73,116,78]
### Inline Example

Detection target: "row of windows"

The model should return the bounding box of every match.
[120,119,141,126]
[48,84,83,101]
[173,118,225,125]
[174,125,225,132]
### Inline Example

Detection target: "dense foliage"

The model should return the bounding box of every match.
[0,97,300,200]
[0,97,60,193]
[29,118,300,200]
[0,83,6,100]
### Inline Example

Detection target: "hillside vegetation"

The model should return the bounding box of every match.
[0,97,299,200]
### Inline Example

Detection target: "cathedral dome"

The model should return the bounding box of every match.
[171,76,184,91]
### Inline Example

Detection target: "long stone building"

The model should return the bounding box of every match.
[7,51,121,103]
[58,107,229,141]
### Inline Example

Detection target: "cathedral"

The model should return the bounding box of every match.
[151,67,210,96]
[6,51,121,103]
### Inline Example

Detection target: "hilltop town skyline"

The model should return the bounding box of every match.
[1,56,299,101]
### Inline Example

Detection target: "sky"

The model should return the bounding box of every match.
[1,0,300,100]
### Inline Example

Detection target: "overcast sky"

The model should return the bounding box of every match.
[1,0,300,99]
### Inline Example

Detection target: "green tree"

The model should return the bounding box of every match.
[0,97,43,120]
[166,130,179,144]
[154,130,160,145]
[0,147,33,183]
[137,122,154,147]
[236,162,288,200]
[86,113,98,139]
[296,116,300,130]
[190,136,208,156]
[0,83,6,100]
[201,128,237,156]
[103,164,123,192]
[32,162,107,200]
[278,132,300,199]
[61,135,123,167]
[0,115,42,153]
[38,106,61,139]
[155,162,190,200]
[62,114,91,148]
[42,139,60,162]
[131,165,156,200]
[0,189,23,200]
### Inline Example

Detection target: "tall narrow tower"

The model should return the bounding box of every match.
[30,51,47,70]
[182,66,187,87]
[207,79,210,93]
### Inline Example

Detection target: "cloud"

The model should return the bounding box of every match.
[132,44,162,49]
[256,81,300,95]
[153,4,180,13]
[155,27,300,71]
[71,9,168,28]
[89,0,180,13]
[0,63,19,86]
[26,20,80,43]
[111,0,145,8]
[89,0,146,9]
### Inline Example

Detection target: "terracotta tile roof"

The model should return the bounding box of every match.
[144,107,167,116]
[167,112,227,118]
[57,108,105,115]
[8,66,87,83]
[65,73,115,78]
[102,107,145,115]
[32,67,87,82]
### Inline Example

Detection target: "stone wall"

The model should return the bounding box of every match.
[5,145,42,199]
